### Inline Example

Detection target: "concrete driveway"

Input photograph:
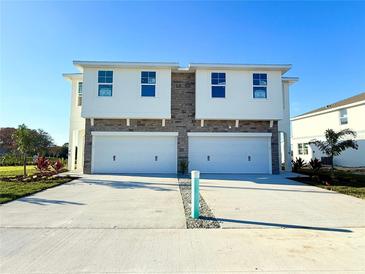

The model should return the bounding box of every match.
[199,174,365,230]
[1,173,365,273]
[0,174,186,229]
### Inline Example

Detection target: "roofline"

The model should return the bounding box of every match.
[73,60,180,70]
[282,76,299,85]
[62,73,83,80]
[291,100,365,121]
[189,63,292,74]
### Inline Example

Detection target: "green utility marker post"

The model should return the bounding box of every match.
[191,170,200,219]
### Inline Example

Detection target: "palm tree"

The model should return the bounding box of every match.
[309,128,358,171]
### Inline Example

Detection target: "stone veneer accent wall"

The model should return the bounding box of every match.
[83,72,279,174]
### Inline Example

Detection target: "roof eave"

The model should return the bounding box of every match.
[73,60,180,70]
[62,73,83,80]
[189,63,292,74]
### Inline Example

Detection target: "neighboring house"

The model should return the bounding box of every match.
[63,61,298,174]
[291,92,365,167]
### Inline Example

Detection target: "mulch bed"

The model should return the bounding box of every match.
[178,177,220,229]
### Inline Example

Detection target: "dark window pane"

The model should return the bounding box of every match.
[98,71,105,77]
[105,76,113,83]
[253,73,259,79]
[141,85,155,97]
[259,80,267,85]
[149,71,156,78]
[212,78,219,85]
[212,86,225,98]
[260,74,267,80]
[148,77,156,84]
[253,79,260,85]
[105,71,113,77]
[98,76,104,83]
[211,72,218,78]
[141,71,148,78]
[217,78,226,85]
[141,77,148,84]
[253,87,267,98]
[98,85,112,96]
[219,73,226,79]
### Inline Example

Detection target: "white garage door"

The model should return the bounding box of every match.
[92,132,177,174]
[188,133,272,174]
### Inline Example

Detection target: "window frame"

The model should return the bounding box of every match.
[339,108,348,125]
[141,71,156,97]
[297,143,303,155]
[98,84,113,97]
[298,143,309,155]
[77,81,83,106]
[97,70,113,97]
[211,72,226,98]
[252,73,268,99]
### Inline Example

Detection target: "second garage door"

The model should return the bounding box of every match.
[92,132,177,174]
[188,133,272,174]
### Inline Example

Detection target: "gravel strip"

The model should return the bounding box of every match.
[178,177,221,229]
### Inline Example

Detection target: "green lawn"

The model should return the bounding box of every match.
[291,169,365,200]
[0,178,73,204]
[0,165,37,177]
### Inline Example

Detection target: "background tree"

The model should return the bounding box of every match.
[310,128,358,171]
[12,124,54,176]
[0,127,16,155]
[12,124,35,176]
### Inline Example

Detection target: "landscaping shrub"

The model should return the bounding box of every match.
[309,158,322,173]
[35,156,51,173]
[179,160,188,175]
[291,157,306,172]
[52,159,64,173]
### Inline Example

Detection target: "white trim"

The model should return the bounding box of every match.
[189,63,291,74]
[126,118,130,126]
[91,131,179,137]
[187,132,272,137]
[90,118,94,126]
[162,119,166,127]
[91,135,95,173]
[200,120,204,127]
[235,120,239,128]
[268,138,272,174]
[74,60,179,70]
[270,120,274,128]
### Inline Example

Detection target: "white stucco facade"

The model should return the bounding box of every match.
[291,98,365,167]
[63,73,85,172]
[81,67,173,119]
[195,69,285,120]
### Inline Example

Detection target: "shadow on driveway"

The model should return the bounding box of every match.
[200,217,353,233]
[19,197,85,206]
[79,178,176,192]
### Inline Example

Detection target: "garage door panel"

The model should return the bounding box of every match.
[92,135,177,174]
[189,136,270,174]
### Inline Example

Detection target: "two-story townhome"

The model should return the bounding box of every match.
[63,61,298,174]
[291,92,365,167]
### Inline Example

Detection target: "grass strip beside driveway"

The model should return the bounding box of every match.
[290,176,365,200]
[0,165,37,177]
[0,177,73,204]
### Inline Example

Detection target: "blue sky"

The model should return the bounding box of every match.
[1,1,364,145]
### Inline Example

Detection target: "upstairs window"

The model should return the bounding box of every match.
[339,109,348,125]
[253,73,267,99]
[211,72,226,98]
[141,71,156,97]
[98,71,113,96]
[77,82,83,106]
